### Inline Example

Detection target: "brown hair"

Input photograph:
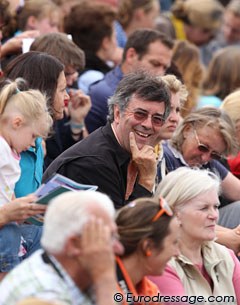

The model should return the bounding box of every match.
[172,40,205,117]
[64,1,116,53]
[116,197,173,256]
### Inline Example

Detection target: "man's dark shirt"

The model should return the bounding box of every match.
[43,123,152,209]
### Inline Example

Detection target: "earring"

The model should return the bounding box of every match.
[146,250,152,257]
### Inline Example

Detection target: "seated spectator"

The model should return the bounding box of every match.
[0,78,52,279]
[157,107,240,254]
[171,0,224,65]
[30,32,91,167]
[43,72,171,209]
[171,39,205,117]
[115,196,179,303]
[0,191,124,305]
[220,89,240,179]
[116,0,160,48]
[86,29,173,133]
[150,167,240,303]
[64,1,118,93]
[198,46,240,109]
[3,51,68,197]
[16,0,61,34]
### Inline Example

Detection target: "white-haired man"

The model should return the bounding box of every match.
[0,191,124,305]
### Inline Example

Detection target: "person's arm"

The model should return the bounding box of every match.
[216,224,240,255]
[229,249,240,304]
[0,195,46,227]
[221,172,240,202]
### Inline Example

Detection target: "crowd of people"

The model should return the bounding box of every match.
[0,0,240,304]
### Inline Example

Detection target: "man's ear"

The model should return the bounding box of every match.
[12,116,24,130]
[125,47,138,65]
[113,104,121,124]
[65,235,82,258]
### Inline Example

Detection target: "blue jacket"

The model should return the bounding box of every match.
[85,65,123,133]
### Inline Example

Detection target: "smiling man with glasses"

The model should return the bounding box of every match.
[43,71,171,209]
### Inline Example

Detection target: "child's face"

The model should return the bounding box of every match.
[9,117,46,154]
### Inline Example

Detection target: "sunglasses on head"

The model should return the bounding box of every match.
[152,197,173,222]
[193,128,222,160]
[127,109,166,127]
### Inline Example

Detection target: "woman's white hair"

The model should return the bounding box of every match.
[41,191,115,253]
[155,167,221,211]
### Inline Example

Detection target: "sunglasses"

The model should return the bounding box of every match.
[152,197,173,222]
[193,129,222,160]
[126,109,165,127]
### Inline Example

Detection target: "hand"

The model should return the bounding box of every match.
[129,132,157,191]
[67,89,92,123]
[0,195,47,225]
[216,224,240,255]
[1,30,40,57]
[77,217,116,283]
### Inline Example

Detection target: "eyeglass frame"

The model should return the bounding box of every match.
[152,197,173,222]
[193,128,223,160]
[125,108,166,127]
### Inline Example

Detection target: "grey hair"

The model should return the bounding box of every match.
[107,71,171,122]
[41,191,115,254]
[155,167,221,211]
[171,107,239,156]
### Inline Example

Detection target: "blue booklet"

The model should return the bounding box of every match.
[28,174,98,225]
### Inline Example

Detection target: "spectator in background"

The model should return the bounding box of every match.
[43,72,171,209]
[198,46,240,109]
[30,33,91,167]
[172,40,205,117]
[171,0,224,66]
[116,0,160,48]
[64,1,118,94]
[220,89,240,179]
[16,0,61,35]
[86,29,173,133]
[0,191,124,305]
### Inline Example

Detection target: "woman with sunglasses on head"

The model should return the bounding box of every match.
[150,167,240,304]
[156,107,240,255]
[115,196,179,304]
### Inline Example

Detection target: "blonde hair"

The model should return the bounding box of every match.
[155,167,221,211]
[0,78,52,137]
[161,74,188,107]
[220,89,240,125]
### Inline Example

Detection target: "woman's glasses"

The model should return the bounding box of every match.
[126,109,166,127]
[152,197,173,222]
[193,129,222,160]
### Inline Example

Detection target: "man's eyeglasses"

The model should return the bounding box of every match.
[126,109,165,127]
[152,197,173,222]
[193,128,222,160]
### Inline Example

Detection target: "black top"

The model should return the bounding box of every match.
[43,123,152,209]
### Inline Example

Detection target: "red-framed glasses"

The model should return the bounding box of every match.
[126,109,166,127]
[152,197,173,222]
[193,128,222,160]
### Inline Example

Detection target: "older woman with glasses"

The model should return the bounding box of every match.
[115,196,179,304]
[157,106,240,255]
[150,167,240,304]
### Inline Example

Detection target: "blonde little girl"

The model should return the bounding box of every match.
[0,78,52,278]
